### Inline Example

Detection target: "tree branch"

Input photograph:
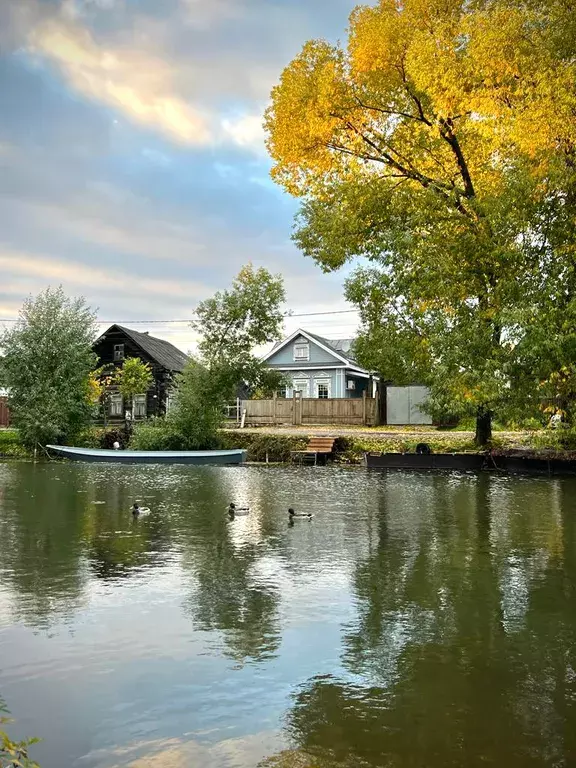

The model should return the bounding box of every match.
[438,117,475,198]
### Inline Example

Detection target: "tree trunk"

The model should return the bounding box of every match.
[475,407,492,447]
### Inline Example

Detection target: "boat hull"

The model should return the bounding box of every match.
[365,452,576,476]
[46,446,247,465]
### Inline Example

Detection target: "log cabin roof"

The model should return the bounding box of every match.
[97,325,190,372]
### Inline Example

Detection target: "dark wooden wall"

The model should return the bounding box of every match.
[93,329,174,419]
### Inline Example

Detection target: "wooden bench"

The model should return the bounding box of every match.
[291,437,336,466]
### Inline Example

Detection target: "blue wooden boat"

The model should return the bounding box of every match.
[46,445,247,465]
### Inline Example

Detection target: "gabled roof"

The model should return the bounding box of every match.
[304,331,358,365]
[95,325,189,372]
[263,328,364,369]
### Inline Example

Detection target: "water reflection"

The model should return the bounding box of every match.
[2,465,576,768]
[274,474,576,768]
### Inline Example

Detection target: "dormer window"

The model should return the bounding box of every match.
[114,344,125,361]
[294,343,309,361]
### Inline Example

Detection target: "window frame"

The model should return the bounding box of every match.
[293,343,310,362]
[292,379,309,398]
[133,393,147,418]
[113,344,125,362]
[315,380,331,399]
[109,393,123,417]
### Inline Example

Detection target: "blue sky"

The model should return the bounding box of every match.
[0,0,360,351]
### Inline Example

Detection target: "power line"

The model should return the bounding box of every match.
[0,308,359,324]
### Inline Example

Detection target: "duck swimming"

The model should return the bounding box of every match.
[288,507,312,520]
[132,503,151,516]
[228,503,250,516]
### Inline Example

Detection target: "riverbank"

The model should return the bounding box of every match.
[3,424,575,465]
[221,426,572,463]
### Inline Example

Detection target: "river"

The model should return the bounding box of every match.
[1,462,576,767]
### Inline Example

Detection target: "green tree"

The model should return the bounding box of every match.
[161,265,286,448]
[165,361,230,450]
[114,358,153,413]
[132,266,286,450]
[264,0,576,444]
[0,287,97,447]
[193,263,286,397]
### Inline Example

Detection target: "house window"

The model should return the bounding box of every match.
[293,379,309,398]
[278,386,288,399]
[316,381,330,399]
[110,393,123,417]
[293,343,309,361]
[114,344,125,362]
[133,394,147,418]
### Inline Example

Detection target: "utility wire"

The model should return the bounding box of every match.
[0,308,359,324]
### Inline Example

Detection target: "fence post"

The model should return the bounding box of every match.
[236,397,240,424]
[362,390,367,425]
[273,391,277,426]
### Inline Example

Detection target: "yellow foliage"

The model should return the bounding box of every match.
[266,0,575,203]
[86,372,104,406]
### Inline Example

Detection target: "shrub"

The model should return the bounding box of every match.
[1,700,40,767]
[129,420,174,451]
[76,426,129,449]
[529,426,576,452]
[0,430,29,458]
[219,431,307,462]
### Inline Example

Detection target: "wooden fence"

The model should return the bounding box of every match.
[0,397,10,428]
[241,394,378,426]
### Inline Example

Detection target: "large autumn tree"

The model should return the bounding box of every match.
[265,0,576,444]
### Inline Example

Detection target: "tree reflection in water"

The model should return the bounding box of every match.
[263,474,576,768]
[178,469,282,666]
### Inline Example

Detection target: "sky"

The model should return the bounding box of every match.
[0,0,361,353]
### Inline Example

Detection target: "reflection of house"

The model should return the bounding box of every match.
[93,325,189,420]
[262,329,377,399]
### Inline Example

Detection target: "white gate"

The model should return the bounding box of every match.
[386,386,432,425]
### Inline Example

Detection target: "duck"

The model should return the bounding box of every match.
[132,503,151,516]
[288,507,312,520]
[228,502,250,516]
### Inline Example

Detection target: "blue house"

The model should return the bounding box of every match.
[262,329,377,399]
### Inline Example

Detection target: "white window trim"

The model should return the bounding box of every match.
[133,393,147,418]
[292,379,310,397]
[293,343,310,362]
[315,379,331,399]
[110,393,123,416]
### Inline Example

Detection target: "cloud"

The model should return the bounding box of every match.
[27,19,213,146]
[0,0,362,351]
[0,250,208,305]
[222,113,266,153]
[178,0,244,29]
